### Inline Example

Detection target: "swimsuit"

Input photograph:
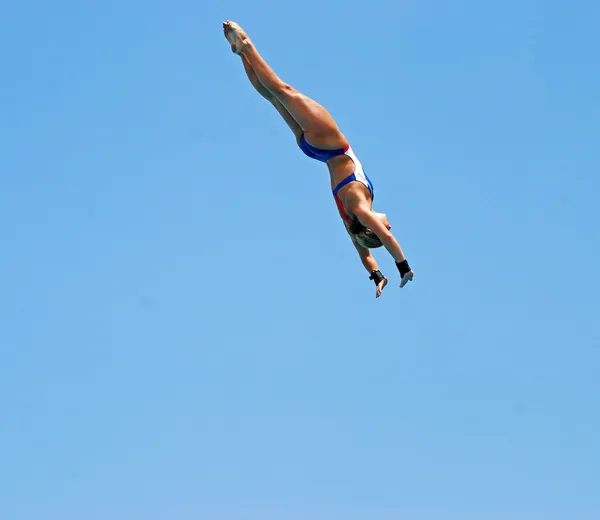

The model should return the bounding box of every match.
[298,135,374,224]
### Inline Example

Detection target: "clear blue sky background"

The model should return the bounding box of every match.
[1,0,598,519]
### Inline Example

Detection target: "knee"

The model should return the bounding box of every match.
[273,81,297,98]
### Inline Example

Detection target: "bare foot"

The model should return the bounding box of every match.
[222,20,250,55]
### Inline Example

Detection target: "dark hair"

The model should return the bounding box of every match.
[348,218,366,235]
[348,218,383,249]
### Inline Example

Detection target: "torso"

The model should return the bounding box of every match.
[328,156,372,224]
[298,133,373,225]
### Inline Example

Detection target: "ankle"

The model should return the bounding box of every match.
[240,38,253,53]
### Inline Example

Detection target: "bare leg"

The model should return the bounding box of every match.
[240,54,273,102]
[240,55,303,141]
[224,21,345,147]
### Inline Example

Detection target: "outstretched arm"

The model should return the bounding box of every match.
[353,204,414,287]
[348,231,388,298]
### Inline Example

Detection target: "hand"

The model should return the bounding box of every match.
[376,277,388,298]
[399,269,414,288]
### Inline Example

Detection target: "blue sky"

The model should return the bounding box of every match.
[1,0,598,519]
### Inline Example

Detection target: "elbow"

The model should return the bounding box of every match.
[359,248,373,261]
[379,230,394,243]
[373,230,393,249]
[378,228,394,244]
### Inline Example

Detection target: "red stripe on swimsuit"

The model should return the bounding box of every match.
[334,193,352,224]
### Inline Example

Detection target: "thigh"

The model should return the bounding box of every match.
[276,88,343,141]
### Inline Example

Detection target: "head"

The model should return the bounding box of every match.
[348,212,391,249]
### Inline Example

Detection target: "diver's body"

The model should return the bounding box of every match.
[223,20,413,297]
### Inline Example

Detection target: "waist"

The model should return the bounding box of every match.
[298,135,349,163]
[328,154,360,188]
